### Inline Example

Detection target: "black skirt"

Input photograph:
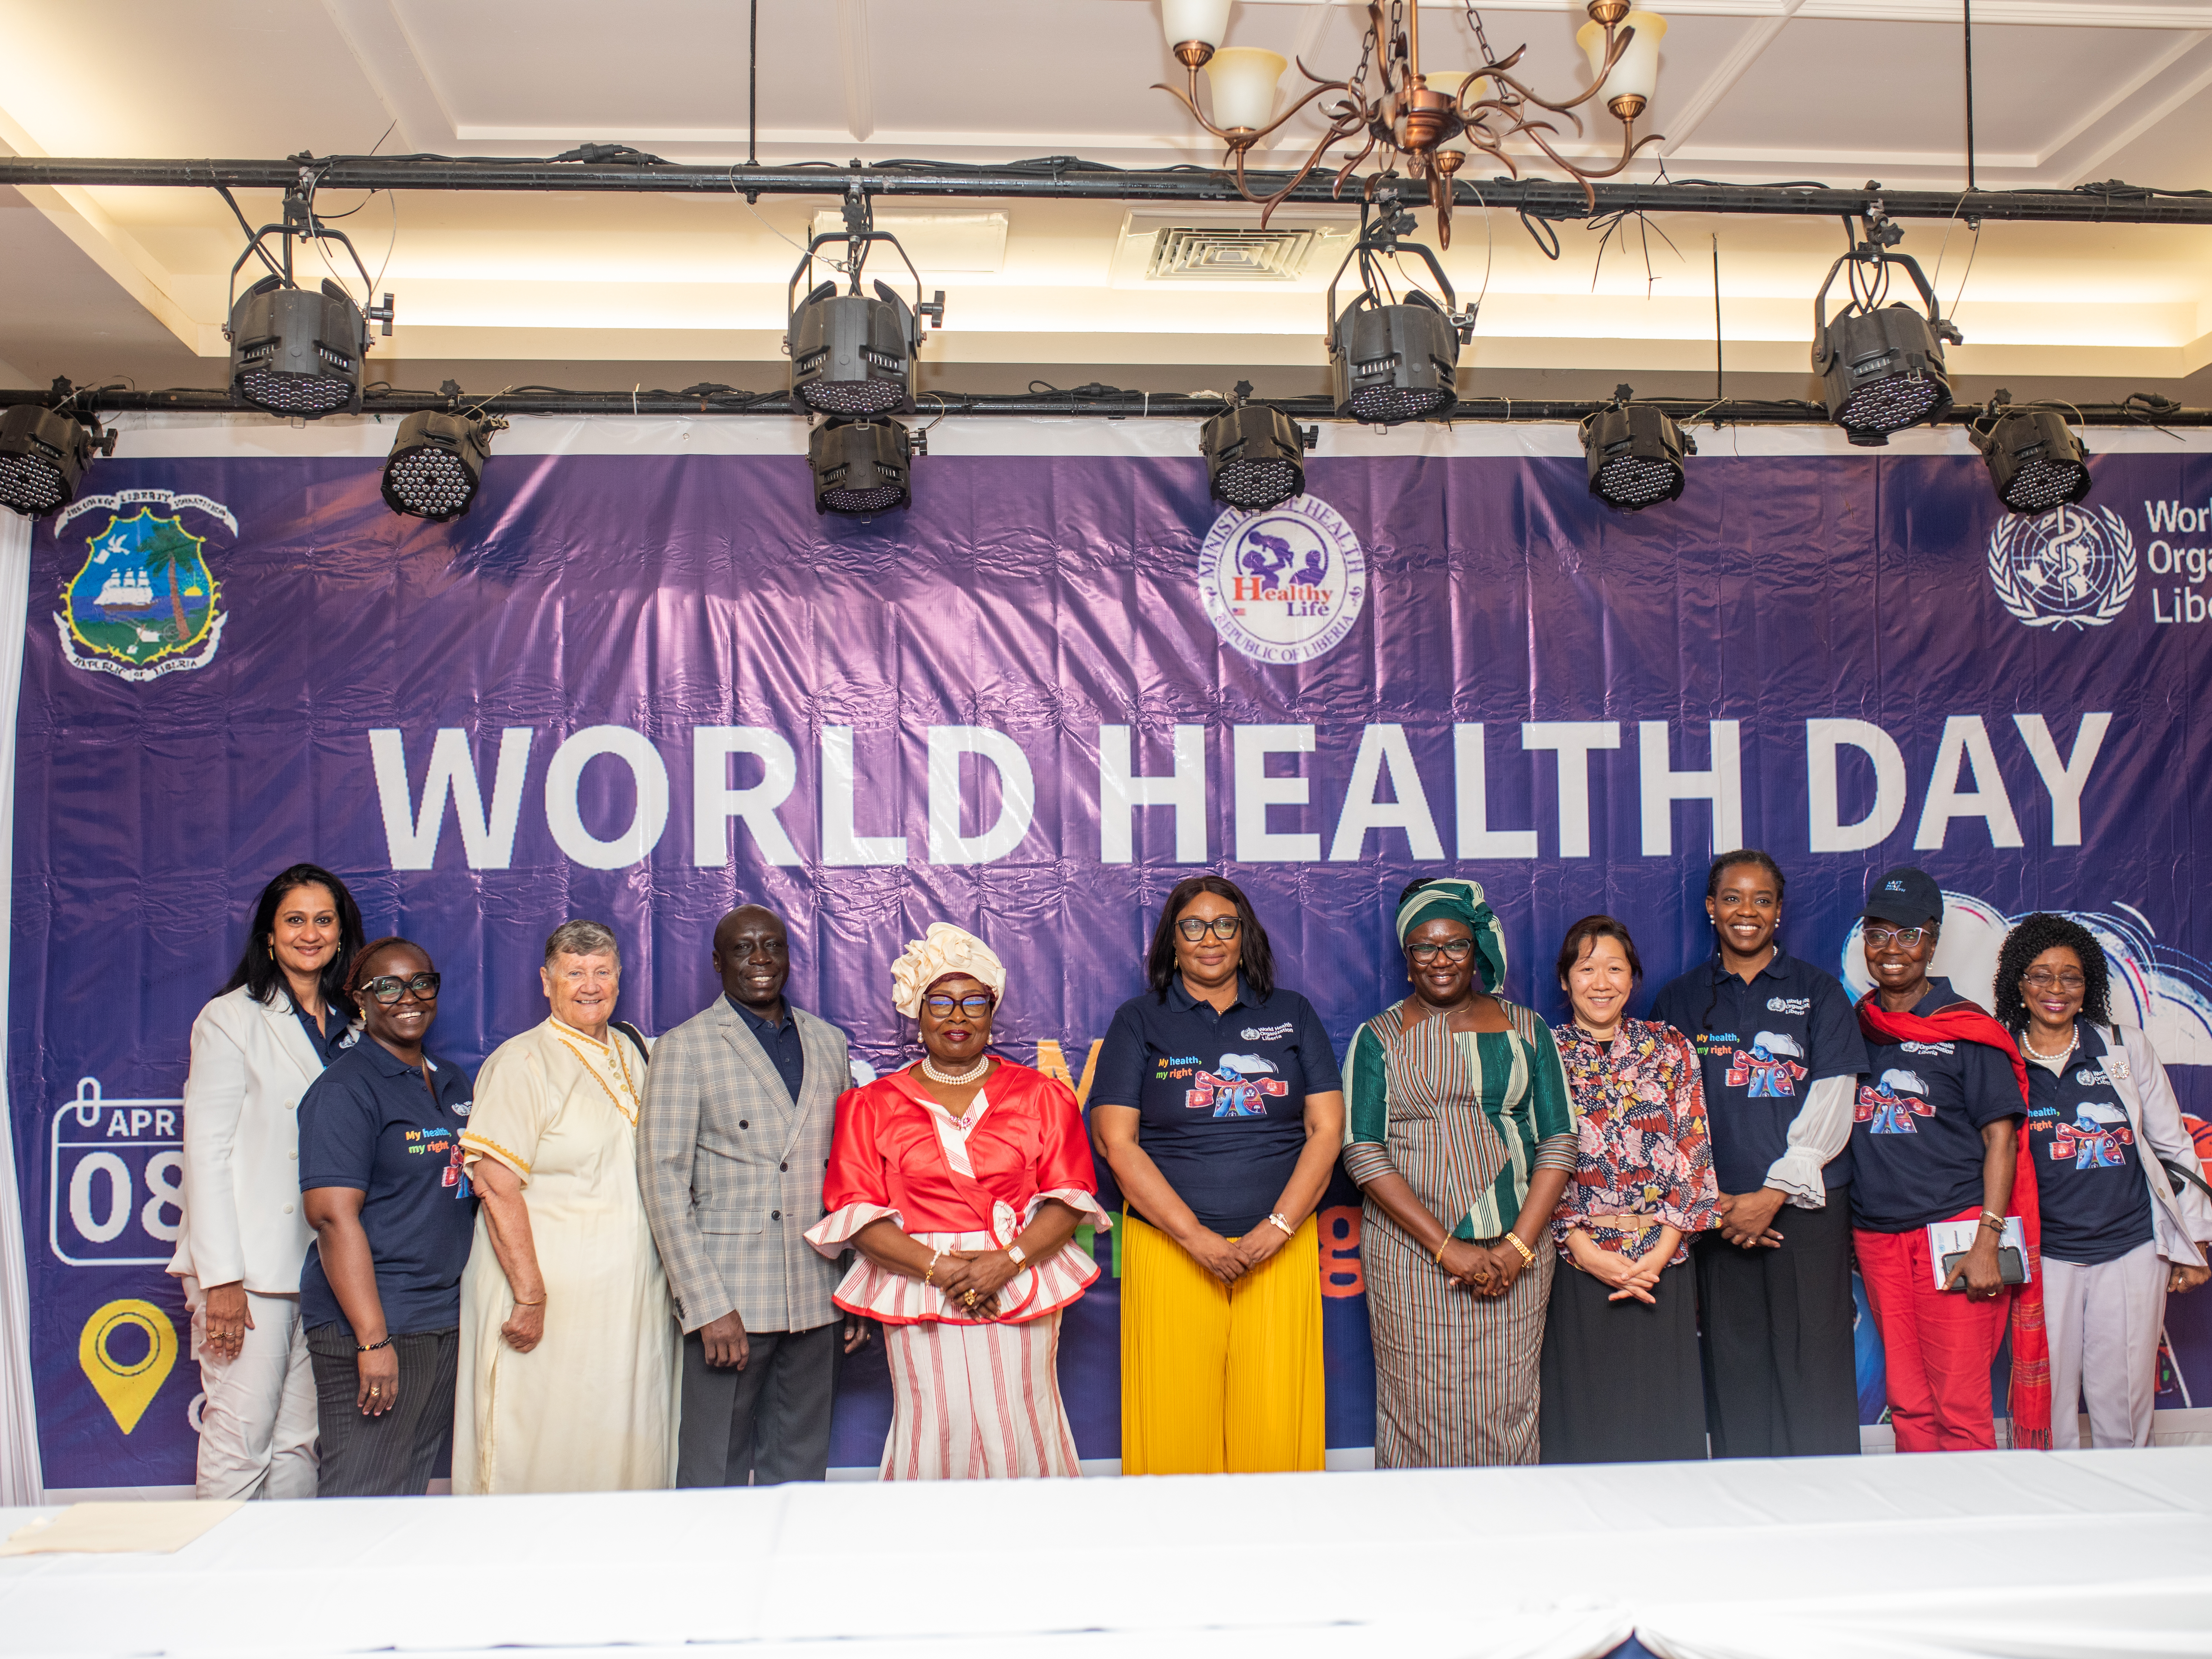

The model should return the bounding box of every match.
[1538,1255,1708,1464]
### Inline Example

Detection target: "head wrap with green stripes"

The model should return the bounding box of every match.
[1394,878,1506,993]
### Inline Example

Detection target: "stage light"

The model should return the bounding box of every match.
[223,187,394,419]
[0,402,110,519]
[381,411,505,521]
[787,196,944,417]
[230,278,378,417]
[1811,241,1960,445]
[810,418,920,515]
[1326,208,1474,425]
[1581,393,1693,511]
[1200,403,1316,510]
[1971,402,2092,515]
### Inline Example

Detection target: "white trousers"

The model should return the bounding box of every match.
[2042,1240,2168,1450]
[189,1290,318,1499]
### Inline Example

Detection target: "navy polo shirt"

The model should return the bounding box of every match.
[729,994,805,1105]
[1850,977,2025,1234]
[1091,978,1343,1237]
[1650,949,1867,1196]
[297,1039,477,1337]
[290,994,357,1067]
[2026,1021,2152,1266]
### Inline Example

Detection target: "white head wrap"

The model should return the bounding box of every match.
[890,922,1007,1019]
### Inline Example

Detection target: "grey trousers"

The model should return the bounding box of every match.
[2044,1239,2167,1449]
[305,1325,457,1498]
[676,1321,840,1487]
[190,1291,318,1500]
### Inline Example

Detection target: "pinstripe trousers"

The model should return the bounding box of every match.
[305,1325,458,1497]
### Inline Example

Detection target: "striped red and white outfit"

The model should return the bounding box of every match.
[805,1060,1108,1480]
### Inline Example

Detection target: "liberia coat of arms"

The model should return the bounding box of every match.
[53,491,235,681]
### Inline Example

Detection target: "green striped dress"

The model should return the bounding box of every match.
[1342,999,1579,1467]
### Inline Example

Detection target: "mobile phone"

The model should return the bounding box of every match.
[1941,1245,2026,1288]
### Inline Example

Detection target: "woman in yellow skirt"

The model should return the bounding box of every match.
[1091,875,1345,1473]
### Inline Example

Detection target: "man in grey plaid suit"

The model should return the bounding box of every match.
[639,904,868,1485]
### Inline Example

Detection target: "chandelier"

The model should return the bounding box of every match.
[1154,0,1667,243]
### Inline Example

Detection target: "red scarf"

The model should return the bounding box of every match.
[1856,992,2051,1449]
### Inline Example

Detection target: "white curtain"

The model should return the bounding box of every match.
[0,508,40,1503]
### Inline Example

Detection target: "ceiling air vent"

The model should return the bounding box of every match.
[1146,225,1324,282]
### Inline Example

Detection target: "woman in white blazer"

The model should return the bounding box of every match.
[168,864,365,1498]
[1996,913,2212,1450]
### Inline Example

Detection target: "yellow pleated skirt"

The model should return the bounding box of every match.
[1119,1211,1326,1475]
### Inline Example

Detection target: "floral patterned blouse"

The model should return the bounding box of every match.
[1548,1018,1720,1266]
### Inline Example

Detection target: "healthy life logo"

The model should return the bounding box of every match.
[1987,502,2134,631]
[1197,495,1367,664]
[52,489,236,681]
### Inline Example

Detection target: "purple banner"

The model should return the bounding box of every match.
[13,435,2212,1487]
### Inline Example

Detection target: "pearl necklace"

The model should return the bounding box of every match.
[2020,1027,2078,1064]
[920,1054,991,1086]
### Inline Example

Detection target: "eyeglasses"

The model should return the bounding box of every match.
[1862,927,1930,949]
[1407,939,1476,965]
[361,972,441,1005]
[1175,916,1243,942]
[2021,971,2087,992]
[922,994,995,1018]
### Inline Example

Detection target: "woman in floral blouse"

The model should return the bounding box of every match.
[1540,915,1719,1463]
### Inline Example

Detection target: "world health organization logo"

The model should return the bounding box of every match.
[1987,502,2134,631]
[1197,495,1367,664]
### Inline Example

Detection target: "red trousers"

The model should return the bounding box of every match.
[1854,1212,2011,1453]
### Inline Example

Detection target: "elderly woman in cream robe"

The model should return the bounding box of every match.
[454,919,676,1493]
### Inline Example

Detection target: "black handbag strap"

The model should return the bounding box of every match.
[612,1018,651,1067]
[2162,1157,2212,1205]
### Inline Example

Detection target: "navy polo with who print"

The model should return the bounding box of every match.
[2026,1021,2153,1266]
[290,993,358,1066]
[1849,977,2025,1234]
[1649,949,1867,1197]
[297,1038,478,1336]
[1090,977,1343,1238]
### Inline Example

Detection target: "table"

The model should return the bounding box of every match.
[4,1448,2209,1659]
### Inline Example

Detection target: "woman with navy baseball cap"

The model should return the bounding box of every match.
[1849,866,2049,1452]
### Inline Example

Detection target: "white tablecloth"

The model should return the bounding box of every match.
[4,1449,2210,1659]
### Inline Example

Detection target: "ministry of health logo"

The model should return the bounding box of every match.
[1197,495,1367,664]
[1987,501,2134,630]
[52,490,236,681]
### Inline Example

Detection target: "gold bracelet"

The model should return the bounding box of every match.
[512,1296,545,1307]
[1432,1236,1453,1266]
[1504,1232,1536,1266]
[1267,1211,1295,1237]
[923,1250,941,1287]
[1978,1212,2008,1234]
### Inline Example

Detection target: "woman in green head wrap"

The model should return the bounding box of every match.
[1340,877,1580,1466]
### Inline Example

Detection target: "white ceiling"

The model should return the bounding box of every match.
[2,0,2211,398]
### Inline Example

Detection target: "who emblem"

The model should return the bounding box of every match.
[1986,502,2134,630]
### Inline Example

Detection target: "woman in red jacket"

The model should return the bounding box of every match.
[806,923,1108,1479]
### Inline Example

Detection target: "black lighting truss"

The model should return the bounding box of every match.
[4,384,2206,429]
[2,153,2211,226]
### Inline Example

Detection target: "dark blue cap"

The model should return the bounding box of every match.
[1862,866,1944,928]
